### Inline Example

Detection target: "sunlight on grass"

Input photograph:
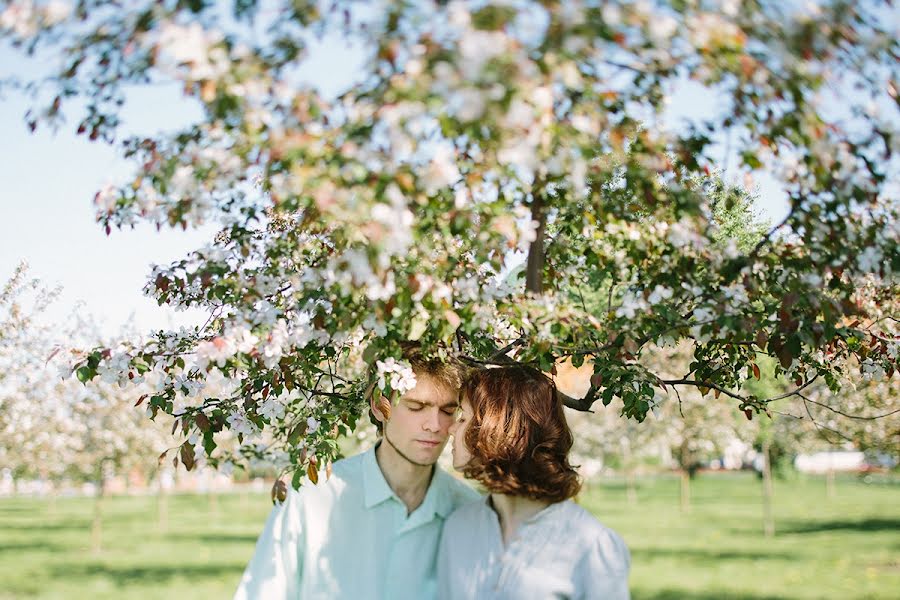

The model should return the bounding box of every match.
[0,473,897,599]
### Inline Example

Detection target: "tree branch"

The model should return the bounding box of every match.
[525,179,547,294]
[802,396,856,445]
[748,204,795,260]
[796,393,900,420]
[558,386,598,412]
[490,337,525,361]
[763,375,820,403]
[660,378,745,401]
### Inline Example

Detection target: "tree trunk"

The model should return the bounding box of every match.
[157,477,169,533]
[826,467,836,499]
[525,183,547,294]
[91,475,105,554]
[761,439,775,538]
[208,489,219,521]
[240,487,250,513]
[625,468,638,505]
[680,470,691,512]
[622,439,637,504]
[48,483,58,518]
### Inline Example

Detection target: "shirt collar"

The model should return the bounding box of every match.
[362,443,398,509]
[362,442,455,519]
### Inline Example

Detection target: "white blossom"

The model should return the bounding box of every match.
[376,357,417,395]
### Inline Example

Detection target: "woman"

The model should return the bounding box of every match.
[438,365,630,599]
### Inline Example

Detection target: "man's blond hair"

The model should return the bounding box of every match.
[369,343,466,432]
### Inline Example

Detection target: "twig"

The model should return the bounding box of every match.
[748,205,796,260]
[660,379,745,401]
[801,396,855,444]
[673,385,684,418]
[798,393,900,420]
[763,375,820,403]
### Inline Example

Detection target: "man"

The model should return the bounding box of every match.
[234,353,477,599]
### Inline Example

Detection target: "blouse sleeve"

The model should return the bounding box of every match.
[575,528,631,600]
[233,489,305,600]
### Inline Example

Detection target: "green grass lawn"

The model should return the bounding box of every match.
[0,472,896,599]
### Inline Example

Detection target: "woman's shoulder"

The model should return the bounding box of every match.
[559,501,630,567]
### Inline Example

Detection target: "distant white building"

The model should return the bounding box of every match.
[794,451,865,473]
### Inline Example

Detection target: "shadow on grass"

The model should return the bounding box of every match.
[634,548,790,561]
[636,590,789,600]
[0,522,89,532]
[779,518,900,534]
[0,541,65,554]
[165,532,259,545]
[49,562,244,584]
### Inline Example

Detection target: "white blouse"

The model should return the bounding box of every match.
[437,497,630,600]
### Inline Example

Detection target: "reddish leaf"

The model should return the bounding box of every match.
[180,441,195,472]
[752,363,761,380]
[744,409,753,421]
[778,348,792,369]
[307,461,319,484]
[194,412,210,432]
[271,479,288,504]
[755,330,768,350]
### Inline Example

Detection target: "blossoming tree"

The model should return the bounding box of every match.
[3,1,897,485]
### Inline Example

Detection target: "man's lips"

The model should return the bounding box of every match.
[416,440,442,447]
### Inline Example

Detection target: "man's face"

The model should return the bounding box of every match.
[448,397,473,470]
[379,373,459,466]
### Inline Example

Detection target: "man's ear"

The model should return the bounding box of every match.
[370,393,392,423]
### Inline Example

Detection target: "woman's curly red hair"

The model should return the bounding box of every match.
[461,365,581,503]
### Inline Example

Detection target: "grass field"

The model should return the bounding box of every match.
[0,472,897,599]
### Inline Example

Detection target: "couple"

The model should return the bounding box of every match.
[234,356,630,599]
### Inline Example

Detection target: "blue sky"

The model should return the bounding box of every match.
[0,33,789,337]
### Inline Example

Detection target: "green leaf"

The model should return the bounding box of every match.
[203,430,217,455]
[75,366,94,383]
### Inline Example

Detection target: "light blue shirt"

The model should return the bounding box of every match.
[438,497,631,600]
[234,444,478,600]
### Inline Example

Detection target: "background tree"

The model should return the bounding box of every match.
[2,1,897,483]
[0,263,67,489]
[0,265,176,549]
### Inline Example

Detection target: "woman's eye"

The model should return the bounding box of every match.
[407,404,423,411]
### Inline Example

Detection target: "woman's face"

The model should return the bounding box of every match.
[449,397,473,470]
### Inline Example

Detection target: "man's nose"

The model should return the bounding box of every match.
[423,408,441,432]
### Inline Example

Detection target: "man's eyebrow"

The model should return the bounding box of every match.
[402,396,459,408]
